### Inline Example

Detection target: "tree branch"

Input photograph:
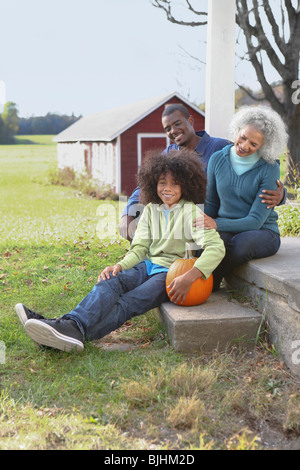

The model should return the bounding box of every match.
[151,0,207,26]
[178,44,206,65]
[236,0,285,115]
[236,83,266,102]
[284,0,296,23]
[251,0,286,77]
[262,0,286,56]
[185,0,207,16]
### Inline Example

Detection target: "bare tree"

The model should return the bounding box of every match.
[152,0,300,183]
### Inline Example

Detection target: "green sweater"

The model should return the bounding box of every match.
[118,199,225,280]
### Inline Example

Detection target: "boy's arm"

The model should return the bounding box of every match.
[98,264,122,282]
[167,205,226,305]
[166,227,225,304]
[99,205,152,280]
[167,266,204,305]
[118,206,152,271]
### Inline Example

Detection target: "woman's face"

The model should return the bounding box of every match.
[157,172,182,208]
[235,125,265,157]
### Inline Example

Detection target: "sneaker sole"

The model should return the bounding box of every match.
[25,319,84,352]
[15,303,46,350]
[15,303,28,327]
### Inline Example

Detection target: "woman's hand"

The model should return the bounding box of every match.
[193,214,217,230]
[98,264,122,282]
[167,267,203,305]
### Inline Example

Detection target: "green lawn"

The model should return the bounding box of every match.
[0,137,299,450]
[0,135,116,245]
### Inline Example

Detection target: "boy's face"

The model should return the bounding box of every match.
[157,172,182,208]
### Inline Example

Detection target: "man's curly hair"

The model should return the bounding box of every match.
[138,149,207,205]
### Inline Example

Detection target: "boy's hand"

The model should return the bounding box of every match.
[167,267,203,305]
[98,264,122,282]
[167,274,191,305]
[259,180,284,209]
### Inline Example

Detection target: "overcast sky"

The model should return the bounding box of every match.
[0,0,280,117]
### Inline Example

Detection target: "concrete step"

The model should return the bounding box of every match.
[226,237,300,378]
[159,289,262,353]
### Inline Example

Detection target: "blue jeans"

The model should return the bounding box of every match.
[63,262,169,342]
[212,229,281,289]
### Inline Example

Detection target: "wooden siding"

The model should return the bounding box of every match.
[91,141,118,191]
[57,141,118,192]
[57,142,86,173]
[120,97,205,195]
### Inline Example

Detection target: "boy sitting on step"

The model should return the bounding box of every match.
[15,149,225,352]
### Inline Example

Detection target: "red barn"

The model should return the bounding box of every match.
[54,92,205,195]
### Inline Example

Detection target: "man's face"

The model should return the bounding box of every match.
[162,111,195,147]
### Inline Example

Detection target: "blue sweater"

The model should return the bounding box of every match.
[205,145,280,234]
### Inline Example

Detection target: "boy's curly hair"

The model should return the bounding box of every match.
[138,148,207,205]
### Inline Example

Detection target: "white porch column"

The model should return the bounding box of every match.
[205,0,236,139]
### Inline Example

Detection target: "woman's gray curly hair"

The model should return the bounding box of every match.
[229,105,288,164]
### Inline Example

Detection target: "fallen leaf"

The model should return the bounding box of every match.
[77,265,87,271]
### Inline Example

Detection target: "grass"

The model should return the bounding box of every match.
[0,136,300,450]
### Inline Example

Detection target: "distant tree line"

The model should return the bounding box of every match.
[18,112,81,135]
[0,101,81,143]
[0,102,19,143]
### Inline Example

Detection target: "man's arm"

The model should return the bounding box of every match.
[121,187,140,217]
[259,180,286,209]
[119,187,142,241]
[119,215,137,242]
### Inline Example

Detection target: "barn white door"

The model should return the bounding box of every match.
[137,133,169,169]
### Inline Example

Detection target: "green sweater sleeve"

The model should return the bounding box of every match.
[187,205,225,279]
[195,229,225,278]
[118,205,151,271]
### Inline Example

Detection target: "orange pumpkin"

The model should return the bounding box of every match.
[166,257,213,306]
